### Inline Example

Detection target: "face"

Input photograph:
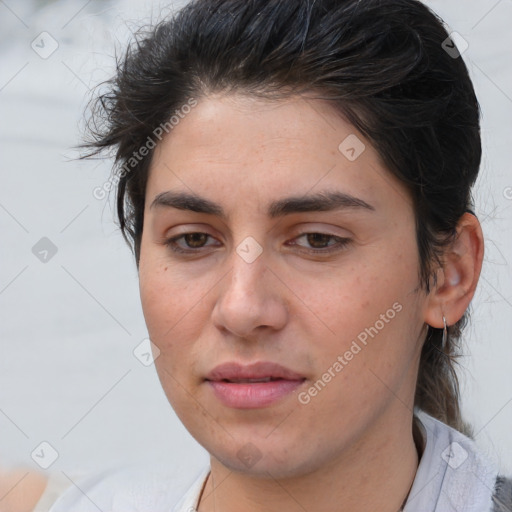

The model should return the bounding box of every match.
[139,93,429,478]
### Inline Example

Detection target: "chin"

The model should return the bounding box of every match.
[202,431,330,480]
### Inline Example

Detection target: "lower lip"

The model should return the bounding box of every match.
[207,379,304,409]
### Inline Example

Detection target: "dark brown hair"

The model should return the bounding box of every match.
[83,0,481,434]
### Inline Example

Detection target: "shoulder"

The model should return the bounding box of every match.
[48,464,210,512]
[414,411,512,512]
[406,410,501,511]
[492,475,512,512]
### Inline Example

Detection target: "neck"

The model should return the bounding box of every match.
[197,408,421,512]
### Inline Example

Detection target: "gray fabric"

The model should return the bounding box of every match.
[492,476,512,512]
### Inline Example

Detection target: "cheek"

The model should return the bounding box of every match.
[138,255,205,403]
[138,248,219,366]
[139,250,195,346]
[139,262,172,340]
[304,260,410,334]
[301,247,422,373]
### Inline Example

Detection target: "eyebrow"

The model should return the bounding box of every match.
[150,190,375,219]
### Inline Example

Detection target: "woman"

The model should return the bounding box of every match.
[50,0,511,510]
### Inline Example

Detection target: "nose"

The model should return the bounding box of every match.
[211,248,288,339]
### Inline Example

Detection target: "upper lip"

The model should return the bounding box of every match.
[205,362,305,382]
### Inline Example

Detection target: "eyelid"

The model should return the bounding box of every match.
[286,232,352,254]
[288,221,354,237]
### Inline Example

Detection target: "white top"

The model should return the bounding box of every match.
[33,472,76,512]
[47,411,499,512]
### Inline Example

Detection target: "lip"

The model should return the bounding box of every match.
[205,361,306,409]
[206,361,305,382]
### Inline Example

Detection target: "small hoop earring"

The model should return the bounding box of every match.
[442,315,448,351]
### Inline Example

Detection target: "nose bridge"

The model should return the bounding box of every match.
[212,239,287,337]
[224,242,267,305]
[221,229,267,292]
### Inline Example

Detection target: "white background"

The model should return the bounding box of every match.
[0,0,511,487]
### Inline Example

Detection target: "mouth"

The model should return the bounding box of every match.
[205,362,306,409]
[217,377,287,383]
[205,361,305,382]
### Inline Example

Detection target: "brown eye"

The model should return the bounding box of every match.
[290,232,352,254]
[305,233,333,249]
[164,232,219,254]
[183,233,209,248]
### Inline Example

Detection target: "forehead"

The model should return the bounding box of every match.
[146,93,411,216]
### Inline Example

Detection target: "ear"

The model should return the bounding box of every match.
[424,212,484,329]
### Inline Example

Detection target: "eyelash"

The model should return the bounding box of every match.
[164,232,352,255]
